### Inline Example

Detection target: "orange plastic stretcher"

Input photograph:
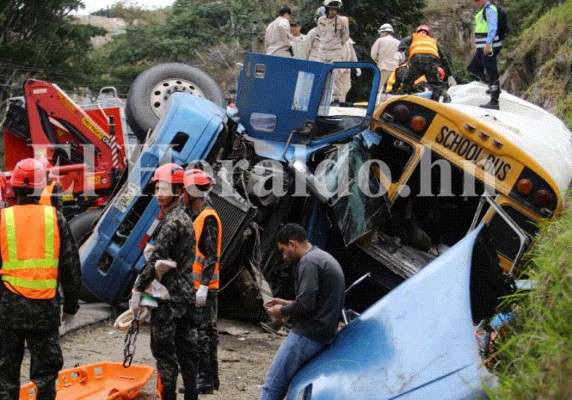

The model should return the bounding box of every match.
[19,362,155,400]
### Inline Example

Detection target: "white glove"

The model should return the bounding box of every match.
[61,313,75,329]
[129,290,141,312]
[196,285,208,308]
[394,52,405,64]
[355,68,362,77]
[448,76,457,86]
[143,243,155,261]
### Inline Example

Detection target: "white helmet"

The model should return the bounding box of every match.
[323,0,342,8]
[378,23,394,33]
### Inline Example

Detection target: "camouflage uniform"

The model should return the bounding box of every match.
[135,205,199,400]
[398,35,452,100]
[186,200,220,392]
[0,198,81,400]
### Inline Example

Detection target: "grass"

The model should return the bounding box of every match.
[489,191,572,399]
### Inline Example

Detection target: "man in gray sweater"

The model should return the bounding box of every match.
[260,223,345,400]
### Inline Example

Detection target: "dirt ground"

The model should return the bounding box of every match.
[21,318,284,399]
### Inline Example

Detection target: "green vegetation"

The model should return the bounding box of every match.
[489,191,572,399]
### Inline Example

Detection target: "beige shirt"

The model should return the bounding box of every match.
[292,34,308,59]
[306,27,321,61]
[316,15,349,62]
[370,34,400,71]
[265,16,292,57]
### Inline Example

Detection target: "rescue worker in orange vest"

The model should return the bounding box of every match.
[182,169,222,395]
[385,63,446,94]
[397,25,452,101]
[0,158,81,400]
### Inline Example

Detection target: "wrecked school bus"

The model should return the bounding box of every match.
[69,53,572,317]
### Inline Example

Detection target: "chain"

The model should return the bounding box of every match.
[123,308,141,368]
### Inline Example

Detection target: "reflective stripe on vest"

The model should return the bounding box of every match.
[409,33,439,59]
[192,208,222,290]
[0,205,60,299]
[475,5,502,48]
[39,182,56,207]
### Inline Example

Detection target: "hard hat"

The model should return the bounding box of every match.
[378,23,394,33]
[152,163,184,185]
[323,0,342,8]
[438,66,446,80]
[184,169,212,189]
[11,158,47,189]
[314,6,326,20]
[416,24,430,35]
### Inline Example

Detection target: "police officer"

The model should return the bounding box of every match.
[371,23,401,91]
[316,0,349,104]
[264,6,293,57]
[468,0,502,110]
[306,6,326,61]
[131,163,199,400]
[182,169,222,394]
[0,158,81,399]
[398,25,452,101]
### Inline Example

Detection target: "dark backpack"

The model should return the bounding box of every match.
[484,4,509,40]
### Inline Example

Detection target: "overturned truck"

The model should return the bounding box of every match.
[76,53,572,318]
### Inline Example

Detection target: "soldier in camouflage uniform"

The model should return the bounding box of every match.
[131,163,199,400]
[182,169,222,394]
[398,25,452,101]
[0,158,81,400]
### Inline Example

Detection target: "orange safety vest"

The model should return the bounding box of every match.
[409,32,439,59]
[0,205,60,299]
[39,181,57,207]
[192,208,222,290]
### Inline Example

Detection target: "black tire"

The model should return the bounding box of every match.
[126,62,226,142]
[69,209,104,303]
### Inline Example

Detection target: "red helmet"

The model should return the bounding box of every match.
[184,169,212,189]
[152,163,184,185]
[11,158,47,189]
[438,66,445,80]
[0,170,6,207]
[416,25,430,35]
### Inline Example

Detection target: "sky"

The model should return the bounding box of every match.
[75,0,175,15]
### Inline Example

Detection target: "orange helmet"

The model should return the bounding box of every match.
[11,158,47,189]
[152,163,184,185]
[416,25,430,35]
[438,66,445,80]
[184,169,213,198]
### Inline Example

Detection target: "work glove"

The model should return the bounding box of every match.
[61,313,75,329]
[196,285,208,308]
[154,259,177,281]
[129,290,141,314]
[355,68,362,77]
[394,52,405,64]
[447,76,457,86]
[143,243,155,261]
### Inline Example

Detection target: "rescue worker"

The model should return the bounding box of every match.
[306,6,326,61]
[131,163,199,400]
[264,6,293,57]
[290,20,308,60]
[316,0,349,104]
[0,158,81,400]
[370,23,400,92]
[339,35,360,104]
[385,63,446,94]
[468,0,502,110]
[181,169,222,395]
[397,25,452,101]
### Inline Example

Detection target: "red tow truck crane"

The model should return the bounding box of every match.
[2,78,129,216]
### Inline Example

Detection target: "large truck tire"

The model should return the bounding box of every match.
[126,62,226,142]
[69,208,104,303]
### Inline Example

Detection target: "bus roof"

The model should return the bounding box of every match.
[448,82,572,197]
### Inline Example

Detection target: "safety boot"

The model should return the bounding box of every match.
[480,81,500,110]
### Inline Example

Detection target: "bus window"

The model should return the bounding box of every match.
[371,130,415,183]
[488,205,539,264]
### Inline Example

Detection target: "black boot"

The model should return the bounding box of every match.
[480,81,500,110]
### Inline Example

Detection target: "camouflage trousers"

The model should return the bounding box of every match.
[0,327,63,400]
[404,55,445,99]
[150,301,201,400]
[197,295,219,390]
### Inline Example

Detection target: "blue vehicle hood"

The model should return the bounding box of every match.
[287,226,497,399]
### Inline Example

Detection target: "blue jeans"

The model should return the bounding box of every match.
[260,331,325,400]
